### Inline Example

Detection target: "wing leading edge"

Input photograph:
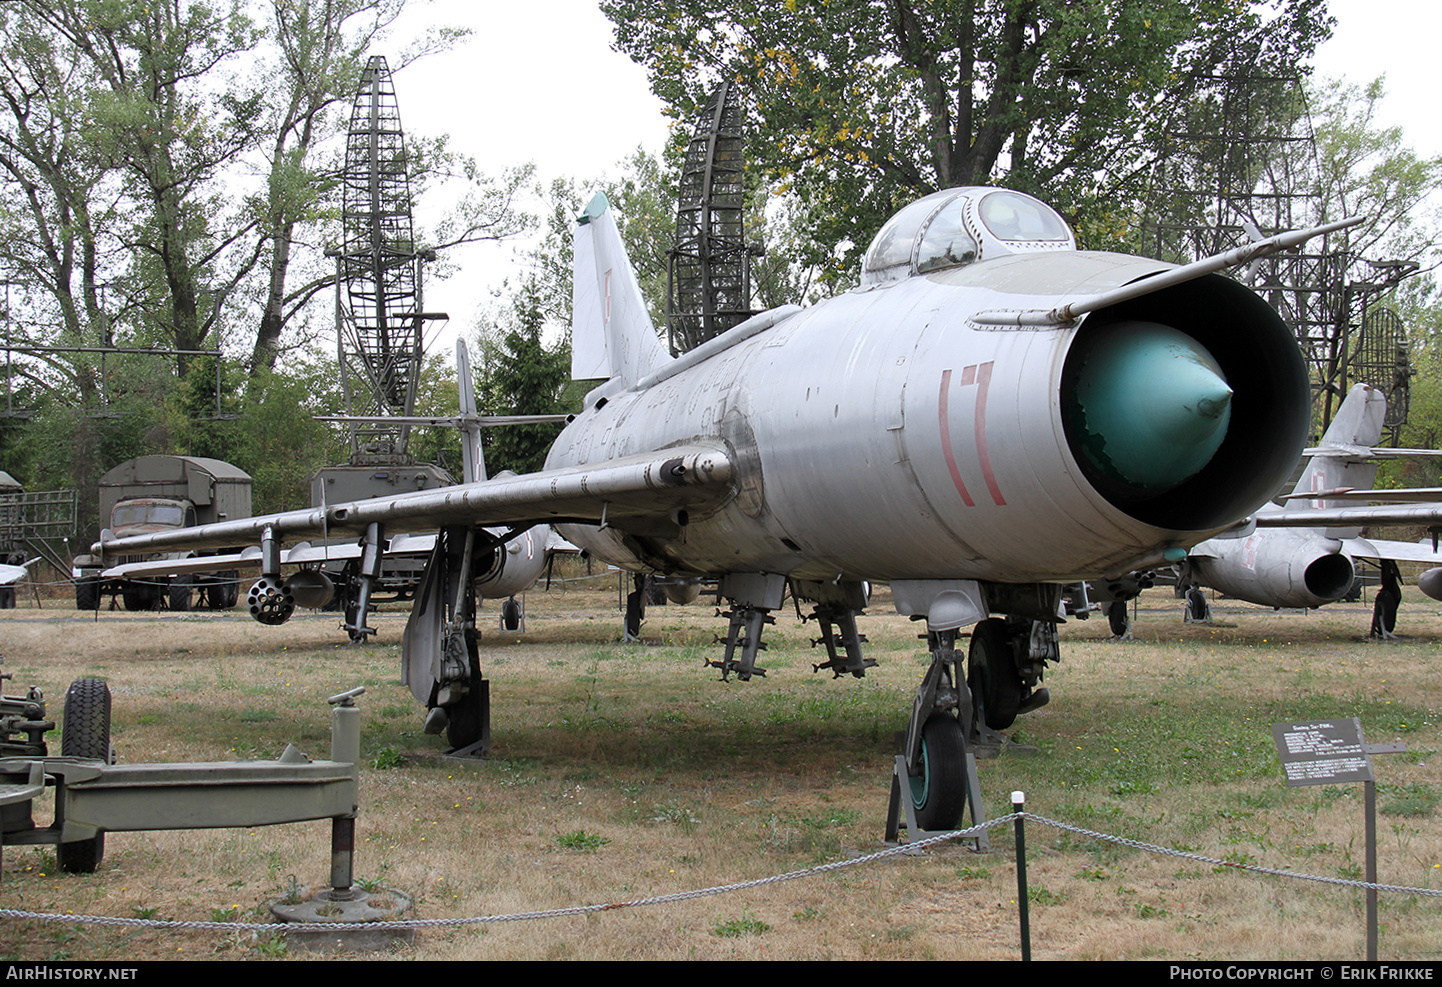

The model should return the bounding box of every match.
[94,444,735,558]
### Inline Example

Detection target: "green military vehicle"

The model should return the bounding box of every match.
[70,455,252,611]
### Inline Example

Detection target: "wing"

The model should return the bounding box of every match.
[95,444,734,558]
[1278,487,1442,504]
[98,533,440,580]
[1342,538,1442,566]
[1255,503,1442,529]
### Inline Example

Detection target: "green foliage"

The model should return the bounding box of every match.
[370,745,405,770]
[478,281,570,475]
[712,907,770,937]
[601,0,1333,284]
[231,356,346,514]
[1027,885,1067,905]
[553,829,611,852]
[0,1,521,513]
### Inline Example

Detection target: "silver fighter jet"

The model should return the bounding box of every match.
[96,186,1341,826]
[1180,383,1442,631]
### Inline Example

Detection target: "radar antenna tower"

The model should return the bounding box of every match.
[1144,37,1417,437]
[666,80,758,355]
[332,55,443,464]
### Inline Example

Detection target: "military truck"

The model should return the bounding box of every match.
[70,455,252,611]
[0,471,22,609]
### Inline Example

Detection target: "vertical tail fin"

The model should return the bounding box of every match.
[1290,383,1386,537]
[1291,384,1386,504]
[571,192,670,386]
[455,340,486,483]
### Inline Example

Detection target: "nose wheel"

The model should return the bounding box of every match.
[887,630,981,841]
[907,713,967,830]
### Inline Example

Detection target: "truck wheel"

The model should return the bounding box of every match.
[58,678,112,873]
[169,575,192,612]
[122,584,158,612]
[76,577,100,611]
[216,572,240,610]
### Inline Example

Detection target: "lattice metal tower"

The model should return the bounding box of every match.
[1144,38,1415,437]
[1349,305,1413,446]
[333,55,438,463]
[666,80,756,355]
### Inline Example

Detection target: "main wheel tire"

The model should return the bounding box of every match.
[1186,586,1208,621]
[58,678,112,873]
[75,577,100,611]
[968,618,1023,730]
[1107,600,1130,638]
[445,638,487,750]
[501,598,522,631]
[908,713,967,831]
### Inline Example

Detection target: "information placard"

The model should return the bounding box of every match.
[1272,718,1374,786]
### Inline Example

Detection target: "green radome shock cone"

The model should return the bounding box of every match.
[1070,321,1233,494]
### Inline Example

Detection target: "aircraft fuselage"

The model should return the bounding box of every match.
[549,249,1308,589]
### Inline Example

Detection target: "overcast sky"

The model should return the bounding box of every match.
[380,0,1442,342]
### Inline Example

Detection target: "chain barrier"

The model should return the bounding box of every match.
[0,819,1004,933]
[4,810,1440,936]
[1027,813,1442,897]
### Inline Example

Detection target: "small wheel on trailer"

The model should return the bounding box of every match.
[908,713,967,831]
[967,617,1024,730]
[122,583,158,612]
[58,677,112,873]
[217,571,241,610]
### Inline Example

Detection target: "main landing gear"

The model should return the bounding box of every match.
[408,525,500,757]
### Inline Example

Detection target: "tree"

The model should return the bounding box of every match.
[1309,77,1442,276]
[24,0,270,372]
[601,0,1334,284]
[247,0,531,375]
[0,0,531,516]
[477,281,569,476]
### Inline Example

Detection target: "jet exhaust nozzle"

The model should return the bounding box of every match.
[1060,273,1310,532]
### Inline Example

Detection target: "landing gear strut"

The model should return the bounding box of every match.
[1370,560,1402,640]
[408,525,494,756]
[891,629,972,833]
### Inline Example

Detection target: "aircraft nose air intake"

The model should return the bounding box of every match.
[1068,321,1233,495]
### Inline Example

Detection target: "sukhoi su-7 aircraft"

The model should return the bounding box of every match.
[95,185,1346,829]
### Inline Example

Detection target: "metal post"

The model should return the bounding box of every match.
[330,816,356,900]
[328,689,363,900]
[1366,778,1378,961]
[1013,790,1030,961]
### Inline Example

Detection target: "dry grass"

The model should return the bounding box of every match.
[1,577,1440,961]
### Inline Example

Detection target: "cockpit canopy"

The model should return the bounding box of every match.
[860,187,1075,286]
